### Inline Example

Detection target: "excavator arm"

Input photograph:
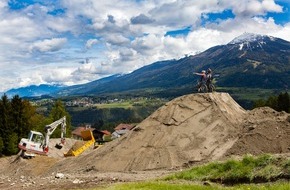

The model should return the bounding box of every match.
[43,116,66,152]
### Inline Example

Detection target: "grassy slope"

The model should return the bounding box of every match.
[165,154,290,184]
[91,154,290,190]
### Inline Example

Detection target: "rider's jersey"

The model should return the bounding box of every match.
[200,74,207,82]
[206,74,212,82]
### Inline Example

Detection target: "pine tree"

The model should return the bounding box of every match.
[10,95,23,141]
[6,132,19,155]
[49,99,71,138]
[265,95,278,110]
[22,100,45,134]
[277,92,290,112]
[0,94,12,155]
[253,99,266,108]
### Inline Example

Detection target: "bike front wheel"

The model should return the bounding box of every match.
[199,84,208,93]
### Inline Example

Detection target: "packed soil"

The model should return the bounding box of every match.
[0,92,289,190]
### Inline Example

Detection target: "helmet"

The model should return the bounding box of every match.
[207,68,212,73]
[202,70,206,73]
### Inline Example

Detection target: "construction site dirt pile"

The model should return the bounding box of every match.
[225,107,290,156]
[0,139,90,178]
[1,93,290,181]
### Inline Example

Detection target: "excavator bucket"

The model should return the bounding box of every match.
[55,138,65,149]
[55,143,63,149]
[64,130,95,157]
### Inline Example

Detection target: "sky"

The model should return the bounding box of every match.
[0,0,290,92]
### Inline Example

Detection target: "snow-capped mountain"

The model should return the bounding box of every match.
[228,33,267,44]
[229,33,272,51]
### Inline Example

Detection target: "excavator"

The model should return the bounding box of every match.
[18,116,66,158]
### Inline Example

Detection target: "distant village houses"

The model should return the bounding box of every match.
[111,123,135,139]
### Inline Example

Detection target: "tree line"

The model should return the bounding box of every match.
[0,94,71,156]
[253,92,290,113]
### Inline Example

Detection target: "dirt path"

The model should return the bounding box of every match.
[0,154,174,190]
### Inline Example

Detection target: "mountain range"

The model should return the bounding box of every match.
[4,84,63,98]
[4,33,290,98]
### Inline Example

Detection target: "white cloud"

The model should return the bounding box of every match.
[86,39,99,49]
[130,14,155,24]
[0,17,41,44]
[269,22,290,40]
[39,67,73,84]
[132,34,163,52]
[75,61,98,74]
[119,48,137,62]
[105,34,130,45]
[224,0,283,17]
[70,59,113,83]
[262,0,283,12]
[0,0,8,9]
[149,1,218,28]
[29,38,67,52]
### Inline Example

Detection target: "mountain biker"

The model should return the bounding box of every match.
[194,70,207,92]
[206,68,213,88]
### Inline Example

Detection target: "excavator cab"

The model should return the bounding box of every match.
[28,131,44,144]
[18,131,46,156]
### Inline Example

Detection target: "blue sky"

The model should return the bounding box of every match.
[0,0,290,92]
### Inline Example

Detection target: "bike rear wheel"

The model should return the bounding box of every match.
[208,84,215,92]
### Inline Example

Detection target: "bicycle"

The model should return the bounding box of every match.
[195,80,215,93]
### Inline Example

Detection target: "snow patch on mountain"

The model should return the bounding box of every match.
[228,33,266,44]
[239,43,244,50]
[227,33,278,51]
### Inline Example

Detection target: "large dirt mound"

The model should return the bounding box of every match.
[52,92,289,173]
